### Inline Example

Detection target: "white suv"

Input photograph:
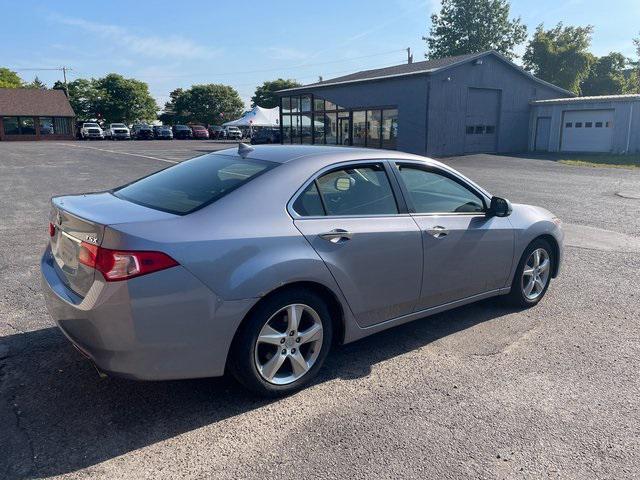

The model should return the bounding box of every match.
[80,123,104,140]
[106,123,130,140]
[224,126,243,140]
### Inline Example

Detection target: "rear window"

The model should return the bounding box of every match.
[113,154,276,215]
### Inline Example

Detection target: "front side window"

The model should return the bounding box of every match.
[114,154,276,215]
[396,165,485,214]
[293,164,398,217]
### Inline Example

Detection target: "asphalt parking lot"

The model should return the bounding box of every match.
[1,140,639,479]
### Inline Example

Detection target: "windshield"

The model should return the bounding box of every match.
[113,154,277,215]
[111,124,126,128]
[175,125,190,130]
[84,123,99,127]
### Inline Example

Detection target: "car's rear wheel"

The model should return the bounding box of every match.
[229,289,332,397]
[506,238,554,308]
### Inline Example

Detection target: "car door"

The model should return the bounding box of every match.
[291,161,423,328]
[391,161,514,310]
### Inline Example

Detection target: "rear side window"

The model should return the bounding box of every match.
[293,164,398,217]
[114,154,276,215]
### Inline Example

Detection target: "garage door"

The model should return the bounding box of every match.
[464,88,500,153]
[561,110,614,152]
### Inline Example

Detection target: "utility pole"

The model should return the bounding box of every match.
[407,47,413,64]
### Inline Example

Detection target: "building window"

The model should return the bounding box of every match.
[300,95,312,112]
[381,109,398,149]
[54,117,71,135]
[3,116,20,135]
[565,122,572,128]
[324,112,337,144]
[485,125,496,134]
[575,122,583,128]
[324,100,336,111]
[474,125,485,134]
[466,125,474,134]
[314,98,324,112]
[300,114,313,144]
[366,109,381,148]
[40,117,54,135]
[281,97,291,114]
[20,117,36,135]
[585,122,593,128]
[595,122,603,128]
[313,113,325,144]
[352,110,366,146]
[606,121,612,128]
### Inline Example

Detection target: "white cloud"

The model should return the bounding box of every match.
[51,15,221,60]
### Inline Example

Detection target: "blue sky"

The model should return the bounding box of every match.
[1,0,639,110]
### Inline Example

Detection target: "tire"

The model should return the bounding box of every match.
[505,238,554,308]
[229,288,333,397]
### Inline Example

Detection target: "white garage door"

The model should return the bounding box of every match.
[561,110,614,152]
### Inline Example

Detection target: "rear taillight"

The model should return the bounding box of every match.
[78,242,178,281]
[49,222,56,237]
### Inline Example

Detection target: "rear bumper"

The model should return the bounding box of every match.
[40,246,254,380]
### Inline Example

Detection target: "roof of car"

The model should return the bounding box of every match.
[214,144,437,165]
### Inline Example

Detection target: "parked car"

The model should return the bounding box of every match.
[191,125,210,139]
[41,145,563,397]
[251,128,281,145]
[131,124,154,140]
[208,125,226,140]
[153,125,173,140]
[105,123,130,140]
[172,125,193,139]
[224,126,242,140]
[80,122,104,140]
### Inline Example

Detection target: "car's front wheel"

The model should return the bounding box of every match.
[229,289,333,397]
[506,238,554,308]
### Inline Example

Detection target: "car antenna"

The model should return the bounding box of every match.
[238,143,254,158]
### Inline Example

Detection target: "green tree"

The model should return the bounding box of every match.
[173,84,243,125]
[159,88,185,124]
[25,76,47,89]
[94,74,157,123]
[581,52,629,96]
[523,23,594,95]
[0,67,23,88]
[424,0,527,60]
[54,78,99,120]
[251,79,301,108]
[629,33,640,93]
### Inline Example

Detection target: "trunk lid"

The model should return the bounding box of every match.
[49,192,175,296]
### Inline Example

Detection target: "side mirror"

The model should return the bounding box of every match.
[488,196,512,217]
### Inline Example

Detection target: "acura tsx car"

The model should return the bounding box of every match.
[41,144,563,396]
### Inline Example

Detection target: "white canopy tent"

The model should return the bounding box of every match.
[222,106,280,127]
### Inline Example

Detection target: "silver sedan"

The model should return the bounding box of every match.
[41,144,563,396]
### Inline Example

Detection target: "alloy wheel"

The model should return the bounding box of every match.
[254,304,324,385]
[521,248,551,301]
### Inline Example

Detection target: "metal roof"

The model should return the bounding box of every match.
[277,50,574,96]
[532,94,640,105]
[0,88,75,116]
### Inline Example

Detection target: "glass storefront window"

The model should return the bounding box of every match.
[300,114,313,144]
[40,117,54,135]
[300,96,312,112]
[282,114,291,143]
[314,97,324,112]
[281,97,291,114]
[352,111,366,146]
[290,96,300,113]
[313,113,325,144]
[20,117,36,135]
[291,114,300,143]
[382,109,398,149]
[366,110,381,148]
[324,112,337,144]
[324,100,336,111]
[3,117,19,135]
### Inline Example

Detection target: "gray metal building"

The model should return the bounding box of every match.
[276,50,572,157]
[530,95,640,154]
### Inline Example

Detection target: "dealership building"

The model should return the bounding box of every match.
[0,88,75,141]
[277,50,640,156]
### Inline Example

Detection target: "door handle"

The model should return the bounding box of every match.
[319,229,352,243]
[426,226,449,238]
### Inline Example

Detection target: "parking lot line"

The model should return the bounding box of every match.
[56,143,179,164]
